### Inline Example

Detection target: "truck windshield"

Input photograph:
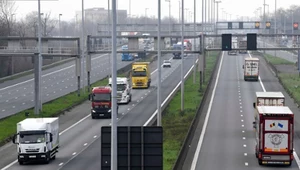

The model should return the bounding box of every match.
[19,134,45,144]
[132,71,147,77]
[117,84,126,91]
[92,93,111,102]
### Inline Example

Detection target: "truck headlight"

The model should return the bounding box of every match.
[92,110,96,113]
[108,109,111,112]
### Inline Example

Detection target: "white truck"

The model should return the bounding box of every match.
[242,57,259,81]
[12,118,59,165]
[253,92,285,108]
[109,77,132,104]
[253,106,294,166]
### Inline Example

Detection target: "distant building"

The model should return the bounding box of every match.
[75,7,127,23]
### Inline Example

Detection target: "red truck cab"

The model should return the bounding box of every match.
[88,86,118,119]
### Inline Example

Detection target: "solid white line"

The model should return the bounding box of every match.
[144,58,198,126]
[0,54,108,92]
[189,52,224,170]
[0,55,176,170]
[248,52,300,168]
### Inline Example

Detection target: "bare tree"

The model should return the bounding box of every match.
[41,12,57,36]
[0,0,17,35]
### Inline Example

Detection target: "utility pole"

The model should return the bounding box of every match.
[181,0,184,111]
[263,0,266,53]
[111,0,117,169]
[275,0,277,58]
[157,0,162,126]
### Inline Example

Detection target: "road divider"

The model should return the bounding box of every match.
[0,53,157,147]
[145,52,220,170]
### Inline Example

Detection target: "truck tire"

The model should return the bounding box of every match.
[18,160,24,165]
[129,94,132,102]
[91,114,95,119]
[258,159,262,165]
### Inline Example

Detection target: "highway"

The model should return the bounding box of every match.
[258,40,297,63]
[182,51,300,170]
[0,53,196,170]
[0,44,149,119]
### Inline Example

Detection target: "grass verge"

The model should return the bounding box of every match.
[0,54,156,146]
[262,53,300,105]
[264,54,294,65]
[162,51,219,170]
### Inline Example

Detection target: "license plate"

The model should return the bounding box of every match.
[99,114,104,116]
[29,155,36,158]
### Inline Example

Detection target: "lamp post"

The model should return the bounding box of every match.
[108,0,111,78]
[193,0,196,84]
[181,0,185,111]
[157,0,162,126]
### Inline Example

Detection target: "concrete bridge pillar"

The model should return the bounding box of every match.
[128,37,139,51]
[154,37,165,50]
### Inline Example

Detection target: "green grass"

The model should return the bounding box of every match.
[162,51,219,170]
[264,54,294,65]
[0,55,156,145]
[262,53,300,115]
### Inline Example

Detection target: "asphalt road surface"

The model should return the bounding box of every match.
[0,53,196,170]
[182,51,300,170]
[0,44,149,119]
[257,40,297,63]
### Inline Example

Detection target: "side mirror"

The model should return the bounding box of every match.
[242,65,244,69]
[253,102,256,108]
[12,134,17,144]
[253,122,256,129]
[49,133,53,142]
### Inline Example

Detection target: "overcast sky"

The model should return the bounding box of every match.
[13,0,300,22]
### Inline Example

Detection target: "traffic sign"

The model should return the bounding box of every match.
[255,22,260,29]
[266,21,271,29]
[294,22,298,30]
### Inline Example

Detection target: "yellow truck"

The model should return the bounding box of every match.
[131,62,151,89]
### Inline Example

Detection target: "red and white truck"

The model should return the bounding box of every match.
[88,86,118,119]
[253,92,285,108]
[253,106,294,166]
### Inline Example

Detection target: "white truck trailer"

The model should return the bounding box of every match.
[253,92,285,108]
[12,118,59,165]
[109,77,132,104]
[243,57,259,81]
[253,106,294,166]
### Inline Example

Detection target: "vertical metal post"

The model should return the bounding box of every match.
[157,0,162,126]
[204,0,206,34]
[59,14,62,57]
[181,0,184,111]
[108,0,111,78]
[193,0,196,84]
[263,0,266,53]
[35,0,42,114]
[81,0,85,93]
[200,0,204,87]
[274,0,277,57]
[86,36,91,92]
[208,0,210,24]
[111,0,117,169]
[178,0,180,22]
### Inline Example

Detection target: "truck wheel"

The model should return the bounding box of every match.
[91,114,95,119]
[258,159,262,165]
[129,94,132,102]
[45,155,50,164]
[18,160,24,165]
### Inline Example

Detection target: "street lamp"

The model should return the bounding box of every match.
[181,0,184,111]
[157,0,162,126]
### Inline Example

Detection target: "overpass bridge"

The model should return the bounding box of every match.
[97,23,215,35]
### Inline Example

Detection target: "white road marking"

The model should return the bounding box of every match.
[84,143,87,146]
[245,162,248,166]
[189,52,224,170]
[93,135,97,138]
[59,162,64,166]
[243,137,246,140]
[244,153,247,156]
[242,125,244,127]
[242,130,245,133]
[72,152,76,155]
[243,144,247,147]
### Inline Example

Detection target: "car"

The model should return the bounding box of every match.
[162,60,171,68]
